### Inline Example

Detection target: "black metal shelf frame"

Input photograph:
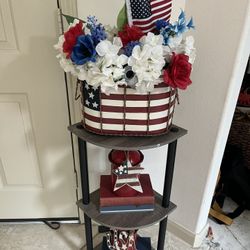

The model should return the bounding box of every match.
[68,123,187,250]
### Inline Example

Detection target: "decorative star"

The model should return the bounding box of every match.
[114,162,128,175]
[121,245,127,250]
[113,161,144,193]
[93,85,99,91]
[93,102,98,108]
[89,92,94,99]
[85,99,90,106]
[85,84,89,90]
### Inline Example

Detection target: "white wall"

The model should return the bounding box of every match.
[172,0,250,234]
[76,0,250,241]
[143,0,250,236]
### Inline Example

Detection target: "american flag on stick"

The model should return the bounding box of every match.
[81,82,176,136]
[126,0,172,33]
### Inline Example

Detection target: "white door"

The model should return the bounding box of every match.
[0,0,78,219]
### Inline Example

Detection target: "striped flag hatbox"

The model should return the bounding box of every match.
[81,81,177,136]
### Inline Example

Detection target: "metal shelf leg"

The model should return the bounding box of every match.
[78,138,93,250]
[157,140,178,250]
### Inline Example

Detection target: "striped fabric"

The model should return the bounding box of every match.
[82,82,176,136]
[126,0,172,33]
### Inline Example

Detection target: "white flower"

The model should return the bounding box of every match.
[82,48,128,94]
[89,68,117,94]
[54,35,65,53]
[115,54,128,68]
[128,32,166,92]
[162,35,183,62]
[96,40,112,57]
[162,35,196,64]
[56,54,77,75]
[140,32,164,46]
[129,45,151,62]
[128,43,165,92]
[104,25,118,41]
[168,35,183,51]
[86,37,128,93]
[96,37,122,58]
[86,61,118,94]
[182,36,196,64]
[77,65,88,81]
[151,45,165,64]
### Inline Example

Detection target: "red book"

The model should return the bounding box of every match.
[100,174,155,207]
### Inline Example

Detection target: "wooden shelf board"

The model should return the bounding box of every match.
[77,190,176,230]
[68,123,187,150]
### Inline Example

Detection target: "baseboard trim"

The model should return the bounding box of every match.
[167,220,209,248]
[85,217,209,248]
[0,217,79,224]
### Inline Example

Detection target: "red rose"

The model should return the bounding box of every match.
[163,53,192,90]
[118,25,144,47]
[63,22,84,58]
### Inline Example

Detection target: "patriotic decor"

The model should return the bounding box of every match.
[82,81,176,135]
[55,2,196,136]
[111,151,144,193]
[106,230,137,250]
[126,0,172,33]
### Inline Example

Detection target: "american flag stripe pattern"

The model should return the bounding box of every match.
[126,0,172,33]
[81,82,176,136]
[113,162,144,193]
[112,159,144,193]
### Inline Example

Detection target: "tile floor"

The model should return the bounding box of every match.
[206,198,250,250]
[0,223,192,250]
[0,198,249,250]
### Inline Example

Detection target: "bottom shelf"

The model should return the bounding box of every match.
[77,189,176,230]
[94,236,153,250]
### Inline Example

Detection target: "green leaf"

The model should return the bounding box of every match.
[62,14,85,25]
[117,4,128,31]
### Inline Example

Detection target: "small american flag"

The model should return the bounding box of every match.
[82,82,176,136]
[113,161,144,193]
[126,0,172,33]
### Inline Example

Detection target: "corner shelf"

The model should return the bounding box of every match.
[77,190,176,230]
[68,123,187,250]
[69,123,187,150]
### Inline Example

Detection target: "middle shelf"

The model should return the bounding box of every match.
[77,189,176,230]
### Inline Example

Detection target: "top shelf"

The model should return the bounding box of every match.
[68,123,187,150]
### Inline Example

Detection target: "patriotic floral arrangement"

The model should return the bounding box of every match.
[55,10,195,95]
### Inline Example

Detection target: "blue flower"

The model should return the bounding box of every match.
[87,15,98,29]
[71,35,96,65]
[91,24,107,45]
[155,19,169,31]
[178,10,186,21]
[169,23,178,34]
[86,15,107,45]
[176,10,188,34]
[177,23,187,35]
[124,41,141,56]
[187,17,195,29]
[161,29,170,45]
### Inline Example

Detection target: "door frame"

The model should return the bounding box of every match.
[59,0,83,222]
